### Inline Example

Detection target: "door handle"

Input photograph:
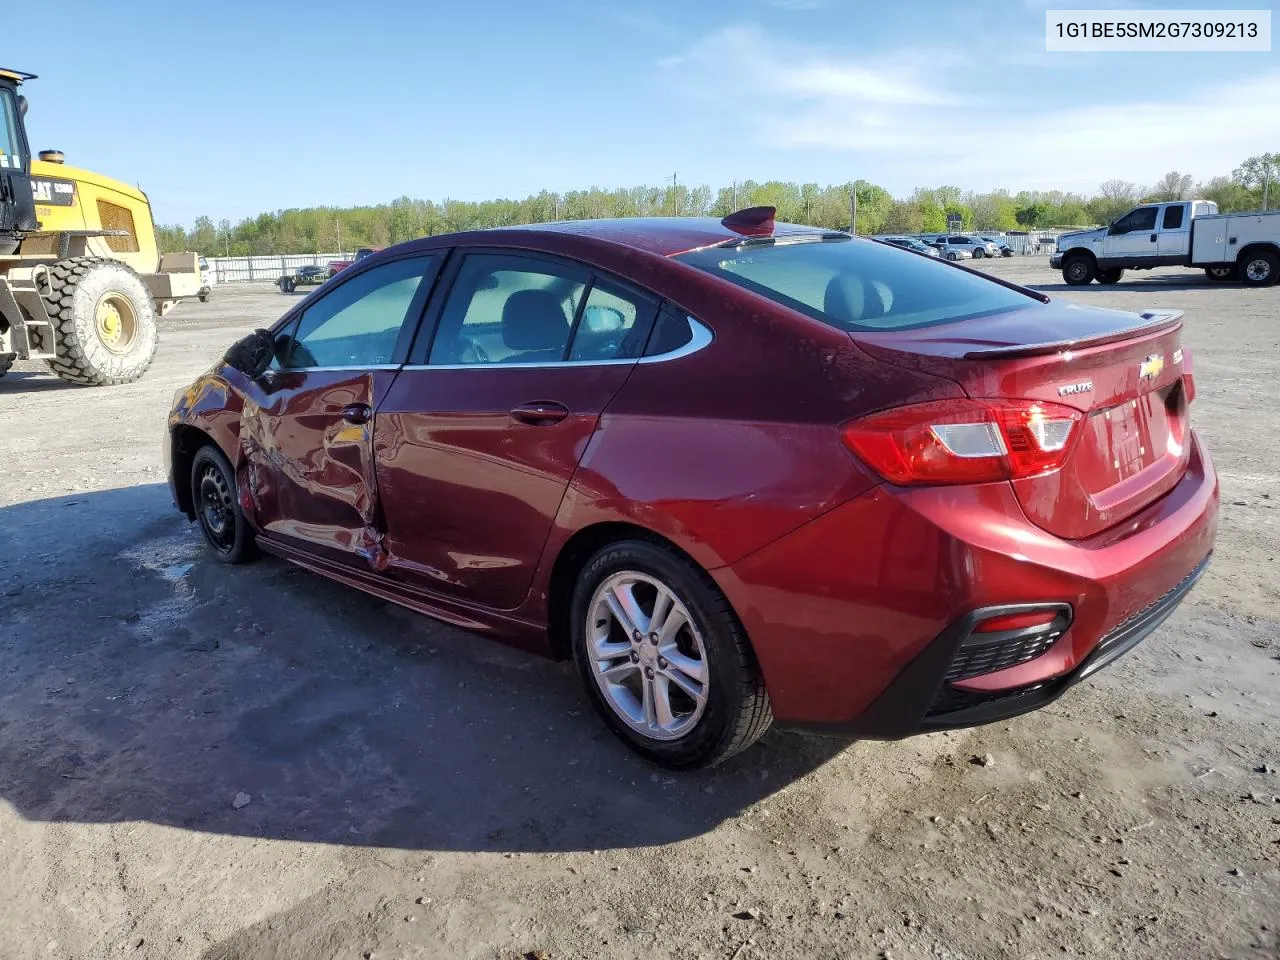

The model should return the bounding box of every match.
[1150,233,1158,242]
[340,402,372,425]
[510,401,569,425]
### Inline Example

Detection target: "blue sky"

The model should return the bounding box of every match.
[17,0,1278,226]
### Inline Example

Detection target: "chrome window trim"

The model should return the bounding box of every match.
[271,364,402,373]
[400,316,713,371]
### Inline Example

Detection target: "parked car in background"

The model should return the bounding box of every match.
[328,246,382,277]
[879,236,942,257]
[979,236,1015,257]
[168,207,1218,769]
[934,235,999,259]
[929,237,976,261]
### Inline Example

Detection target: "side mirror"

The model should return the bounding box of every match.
[16,95,27,118]
[223,328,276,378]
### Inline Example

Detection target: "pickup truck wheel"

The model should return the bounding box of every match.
[1063,255,1095,286]
[1205,265,1237,282]
[1240,249,1278,287]
[1098,268,1124,284]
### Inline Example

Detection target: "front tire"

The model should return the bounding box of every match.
[570,540,772,768]
[1063,254,1095,286]
[1239,249,1278,287]
[41,257,158,386]
[1098,268,1124,284]
[946,252,958,261]
[972,248,984,259]
[190,445,257,564]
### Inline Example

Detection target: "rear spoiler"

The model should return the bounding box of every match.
[962,310,1184,360]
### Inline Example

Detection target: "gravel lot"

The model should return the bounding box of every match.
[1,259,1277,960]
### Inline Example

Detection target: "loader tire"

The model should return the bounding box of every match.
[41,257,158,386]
[0,352,14,378]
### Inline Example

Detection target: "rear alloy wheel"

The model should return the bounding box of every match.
[1098,268,1124,284]
[571,540,772,768]
[1204,265,1237,282]
[1063,255,1095,286]
[190,445,257,564]
[1240,249,1278,287]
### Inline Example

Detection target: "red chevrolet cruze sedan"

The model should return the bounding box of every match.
[167,209,1218,768]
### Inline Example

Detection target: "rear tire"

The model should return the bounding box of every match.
[1239,249,1278,287]
[41,257,158,386]
[190,445,257,564]
[1063,254,1095,286]
[0,352,14,378]
[1098,268,1124,284]
[570,539,772,769]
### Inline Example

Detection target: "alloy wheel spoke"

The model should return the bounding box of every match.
[600,660,639,683]
[660,661,706,703]
[659,646,707,685]
[592,634,633,663]
[606,581,646,636]
[652,675,676,729]
[641,674,657,729]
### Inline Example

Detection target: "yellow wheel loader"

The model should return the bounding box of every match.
[0,69,201,385]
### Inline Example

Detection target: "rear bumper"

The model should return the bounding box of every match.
[714,430,1219,737]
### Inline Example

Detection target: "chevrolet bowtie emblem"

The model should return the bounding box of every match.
[1139,354,1164,381]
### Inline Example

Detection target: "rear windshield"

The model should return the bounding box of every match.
[675,237,1033,332]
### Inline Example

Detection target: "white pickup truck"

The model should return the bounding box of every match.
[1050,200,1280,287]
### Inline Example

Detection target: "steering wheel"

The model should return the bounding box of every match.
[457,336,490,364]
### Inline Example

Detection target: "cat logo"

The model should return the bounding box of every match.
[1139,354,1165,381]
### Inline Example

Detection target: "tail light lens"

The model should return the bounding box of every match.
[842,398,1084,485]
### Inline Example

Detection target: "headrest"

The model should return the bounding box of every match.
[502,290,568,351]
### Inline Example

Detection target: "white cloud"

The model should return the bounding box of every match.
[661,24,1280,193]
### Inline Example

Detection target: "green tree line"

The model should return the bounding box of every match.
[157,153,1280,257]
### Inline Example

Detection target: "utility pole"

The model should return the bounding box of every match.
[849,182,858,235]
[336,218,343,257]
[671,172,678,216]
[732,180,738,211]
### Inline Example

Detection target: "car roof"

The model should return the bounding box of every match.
[486,215,835,258]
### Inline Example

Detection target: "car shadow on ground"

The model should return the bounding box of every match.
[0,484,848,854]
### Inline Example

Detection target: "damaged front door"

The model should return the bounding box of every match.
[237,254,439,569]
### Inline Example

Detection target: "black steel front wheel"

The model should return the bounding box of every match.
[190,445,257,564]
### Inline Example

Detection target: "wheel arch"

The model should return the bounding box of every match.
[170,424,219,518]
[1063,247,1097,267]
[1236,241,1280,263]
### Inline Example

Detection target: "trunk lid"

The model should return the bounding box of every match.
[854,302,1192,539]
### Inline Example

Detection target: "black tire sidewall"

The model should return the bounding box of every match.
[569,540,760,768]
[190,445,255,564]
[1240,251,1278,286]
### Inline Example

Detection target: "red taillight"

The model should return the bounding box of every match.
[841,398,1083,486]
[973,610,1060,633]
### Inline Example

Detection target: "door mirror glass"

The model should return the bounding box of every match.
[223,329,277,378]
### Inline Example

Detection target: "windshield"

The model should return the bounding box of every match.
[675,237,1035,331]
[0,89,24,166]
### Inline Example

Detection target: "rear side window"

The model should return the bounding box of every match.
[675,237,1033,332]
[645,306,696,355]
[1162,205,1185,229]
[429,254,586,365]
[569,282,655,361]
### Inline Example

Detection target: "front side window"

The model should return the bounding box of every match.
[676,237,1035,332]
[282,255,433,369]
[429,254,586,365]
[1114,207,1157,233]
[1162,205,1185,230]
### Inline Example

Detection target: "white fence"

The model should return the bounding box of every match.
[207,254,343,284]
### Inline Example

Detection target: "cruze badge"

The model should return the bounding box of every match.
[1139,354,1165,381]
[1058,381,1093,396]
